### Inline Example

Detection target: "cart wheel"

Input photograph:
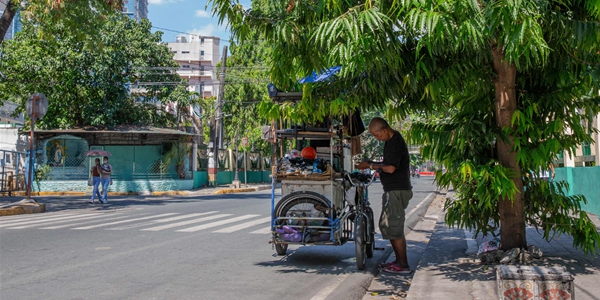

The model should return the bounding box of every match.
[274,191,331,221]
[275,243,288,256]
[354,214,366,270]
[365,207,375,258]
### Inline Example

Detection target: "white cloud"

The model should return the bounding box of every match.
[195,10,210,18]
[189,24,216,37]
[148,0,180,4]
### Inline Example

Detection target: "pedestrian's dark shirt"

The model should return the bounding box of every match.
[380,131,412,191]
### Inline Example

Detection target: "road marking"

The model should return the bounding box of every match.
[107,212,218,230]
[177,214,260,232]
[0,212,76,224]
[213,217,270,233]
[250,227,272,234]
[405,192,435,219]
[0,213,101,228]
[141,214,232,231]
[72,213,178,230]
[40,214,135,229]
[309,273,350,300]
[6,213,110,229]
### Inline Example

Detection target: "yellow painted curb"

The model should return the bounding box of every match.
[0,203,46,216]
[151,191,191,196]
[214,188,256,195]
[11,191,86,196]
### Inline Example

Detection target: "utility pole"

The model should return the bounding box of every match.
[210,45,227,187]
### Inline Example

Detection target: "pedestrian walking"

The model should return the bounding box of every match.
[355,117,413,274]
[99,156,112,204]
[89,158,102,204]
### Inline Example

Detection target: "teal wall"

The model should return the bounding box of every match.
[37,179,193,193]
[194,171,209,188]
[555,166,600,217]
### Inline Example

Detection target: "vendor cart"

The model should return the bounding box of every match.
[268,124,377,270]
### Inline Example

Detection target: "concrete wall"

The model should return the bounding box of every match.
[35,178,194,193]
[555,166,600,217]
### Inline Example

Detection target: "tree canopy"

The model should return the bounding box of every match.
[0,13,183,129]
[208,0,600,253]
[1,0,122,44]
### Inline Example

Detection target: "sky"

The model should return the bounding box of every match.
[148,0,251,53]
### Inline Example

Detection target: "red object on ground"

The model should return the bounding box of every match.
[301,146,317,160]
[420,171,435,176]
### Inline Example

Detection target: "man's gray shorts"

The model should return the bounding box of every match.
[379,190,413,240]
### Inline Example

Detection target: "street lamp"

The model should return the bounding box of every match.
[25,93,48,201]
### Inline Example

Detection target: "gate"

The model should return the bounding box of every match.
[0,149,27,196]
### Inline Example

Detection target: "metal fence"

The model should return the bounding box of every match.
[39,136,187,180]
[0,149,27,195]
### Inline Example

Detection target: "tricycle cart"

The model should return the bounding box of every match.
[268,124,377,270]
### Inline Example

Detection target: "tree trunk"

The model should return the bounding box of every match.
[0,0,17,43]
[491,43,527,250]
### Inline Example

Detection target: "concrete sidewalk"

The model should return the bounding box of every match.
[364,192,600,300]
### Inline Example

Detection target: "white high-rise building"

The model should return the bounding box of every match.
[122,0,148,21]
[168,35,221,98]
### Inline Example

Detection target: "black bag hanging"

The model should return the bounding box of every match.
[343,110,365,137]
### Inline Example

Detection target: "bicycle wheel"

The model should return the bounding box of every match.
[275,243,288,255]
[275,191,331,226]
[354,214,366,270]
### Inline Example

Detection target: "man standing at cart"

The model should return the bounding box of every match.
[355,117,413,274]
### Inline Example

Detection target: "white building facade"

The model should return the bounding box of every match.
[167,35,221,98]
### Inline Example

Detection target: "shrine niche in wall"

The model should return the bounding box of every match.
[44,135,89,167]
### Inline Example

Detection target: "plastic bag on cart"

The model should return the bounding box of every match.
[276,225,302,242]
[345,186,357,206]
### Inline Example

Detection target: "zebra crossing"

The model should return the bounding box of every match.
[0,210,272,234]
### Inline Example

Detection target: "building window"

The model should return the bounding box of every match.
[182,51,190,54]
[172,51,177,53]
[182,65,190,68]
[201,38,205,44]
[200,51,204,55]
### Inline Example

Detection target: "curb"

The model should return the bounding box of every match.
[214,187,258,194]
[0,203,46,216]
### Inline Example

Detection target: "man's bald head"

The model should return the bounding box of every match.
[368,117,393,141]
[369,117,390,132]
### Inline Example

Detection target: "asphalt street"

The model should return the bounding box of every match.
[0,177,438,300]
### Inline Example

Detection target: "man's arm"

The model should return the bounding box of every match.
[355,161,396,173]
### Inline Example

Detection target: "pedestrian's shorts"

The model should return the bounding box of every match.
[379,190,413,240]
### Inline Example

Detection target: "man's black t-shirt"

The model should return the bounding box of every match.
[379,131,412,191]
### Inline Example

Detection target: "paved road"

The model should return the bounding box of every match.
[0,177,438,300]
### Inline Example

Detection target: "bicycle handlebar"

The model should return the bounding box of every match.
[344,170,377,187]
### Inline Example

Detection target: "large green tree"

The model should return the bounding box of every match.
[0,14,182,129]
[1,0,122,43]
[208,0,600,253]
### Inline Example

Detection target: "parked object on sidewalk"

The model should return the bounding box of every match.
[496,265,574,300]
[477,238,501,255]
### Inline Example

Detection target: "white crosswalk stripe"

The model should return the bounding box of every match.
[5,213,111,229]
[0,213,101,228]
[213,217,271,233]
[72,213,179,230]
[250,227,273,234]
[177,214,260,232]
[141,214,232,231]
[40,214,137,229]
[106,212,218,230]
[1,211,273,234]
[0,213,76,224]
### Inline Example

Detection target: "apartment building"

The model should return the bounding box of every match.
[556,112,600,167]
[167,35,221,98]
[122,0,148,21]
